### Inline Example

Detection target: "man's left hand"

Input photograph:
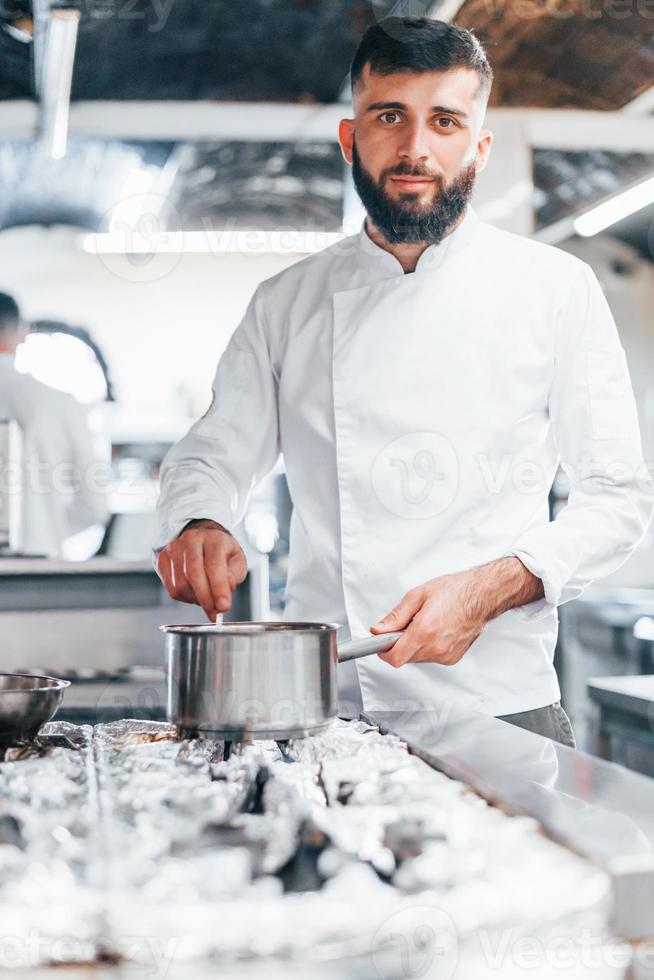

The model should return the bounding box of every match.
[369,557,544,668]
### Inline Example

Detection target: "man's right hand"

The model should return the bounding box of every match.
[155,519,247,622]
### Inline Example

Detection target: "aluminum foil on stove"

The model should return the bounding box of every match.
[0,717,616,974]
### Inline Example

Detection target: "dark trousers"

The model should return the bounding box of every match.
[498,702,576,748]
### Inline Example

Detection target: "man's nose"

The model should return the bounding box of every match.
[397,121,430,163]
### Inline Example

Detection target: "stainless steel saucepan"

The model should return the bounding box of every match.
[161,622,403,740]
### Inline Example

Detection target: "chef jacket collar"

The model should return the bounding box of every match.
[356,204,479,276]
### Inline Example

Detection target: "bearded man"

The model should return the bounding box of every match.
[154,18,652,746]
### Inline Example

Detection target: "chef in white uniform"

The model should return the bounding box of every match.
[0,292,109,557]
[154,18,653,744]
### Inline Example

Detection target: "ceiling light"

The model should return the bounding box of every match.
[573,174,654,237]
[38,7,80,160]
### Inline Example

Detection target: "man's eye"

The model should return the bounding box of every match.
[380,111,401,124]
[436,117,454,128]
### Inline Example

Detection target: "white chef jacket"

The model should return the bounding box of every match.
[0,354,109,557]
[155,206,653,717]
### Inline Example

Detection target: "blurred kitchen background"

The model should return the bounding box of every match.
[1,0,653,768]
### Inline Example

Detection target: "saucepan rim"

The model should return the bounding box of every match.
[160,621,340,636]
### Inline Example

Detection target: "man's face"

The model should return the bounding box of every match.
[339,65,492,244]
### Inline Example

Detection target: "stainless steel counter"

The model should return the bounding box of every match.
[588,675,654,777]
[46,687,654,942]
[0,558,155,575]
[0,557,161,610]
[0,717,624,978]
[589,675,654,720]
[369,707,654,940]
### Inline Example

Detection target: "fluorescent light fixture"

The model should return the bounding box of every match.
[80,229,345,255]
[573,174,654,237]
[39,8,80,160]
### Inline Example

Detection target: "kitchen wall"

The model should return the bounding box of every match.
[0,224,299,420]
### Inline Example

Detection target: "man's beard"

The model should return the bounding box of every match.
[351,142,476,246]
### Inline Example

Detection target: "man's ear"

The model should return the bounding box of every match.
[338,118,355,165]
[475,128,493,174]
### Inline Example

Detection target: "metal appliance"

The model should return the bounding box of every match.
[0,419,22,554]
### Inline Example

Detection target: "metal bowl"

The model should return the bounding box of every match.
[0,673,70,746]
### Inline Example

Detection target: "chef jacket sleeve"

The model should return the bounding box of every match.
[154,286,280,551]
[503,261,654,621]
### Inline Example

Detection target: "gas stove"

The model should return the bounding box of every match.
[0,718,615,977]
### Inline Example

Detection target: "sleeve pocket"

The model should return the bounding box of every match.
[587,347,640,440]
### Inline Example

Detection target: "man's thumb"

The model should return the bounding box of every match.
[371,592,421,632]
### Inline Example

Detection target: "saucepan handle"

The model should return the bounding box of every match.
[337,631,404,663]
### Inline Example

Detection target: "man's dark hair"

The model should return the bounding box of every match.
[351,17,493,103]
[0,292,20,334]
